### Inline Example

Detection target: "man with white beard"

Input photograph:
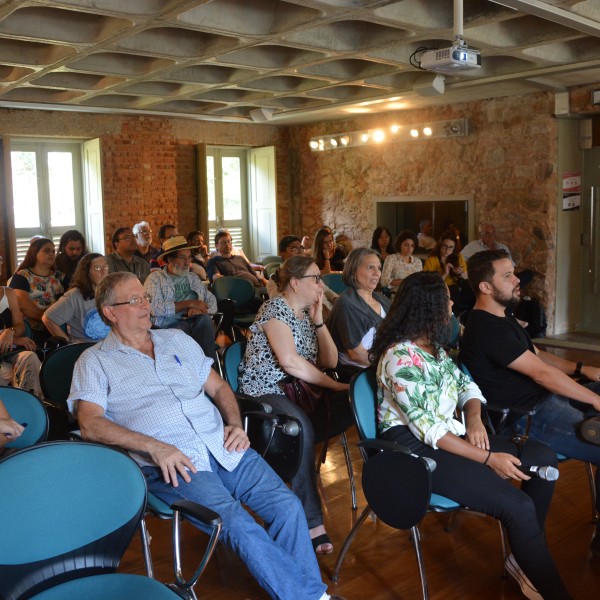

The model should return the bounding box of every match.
[144,235,218,364]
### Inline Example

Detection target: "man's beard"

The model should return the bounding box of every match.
[171,265,190,277]
[492,286,520,310]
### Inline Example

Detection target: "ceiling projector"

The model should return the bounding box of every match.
[420,43,481,74]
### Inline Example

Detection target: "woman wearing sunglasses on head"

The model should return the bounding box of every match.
[238,255,352,556]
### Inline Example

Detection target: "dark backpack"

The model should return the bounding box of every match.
[515,297,547,338]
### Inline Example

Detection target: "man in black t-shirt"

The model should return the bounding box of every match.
[461,249,600,556]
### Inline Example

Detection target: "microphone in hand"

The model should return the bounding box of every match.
[518,465,559,481]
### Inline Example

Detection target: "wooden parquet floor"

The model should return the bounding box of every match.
[119,345,600,599]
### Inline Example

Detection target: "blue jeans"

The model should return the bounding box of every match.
[513,382,600,512]
[142,449,326,600]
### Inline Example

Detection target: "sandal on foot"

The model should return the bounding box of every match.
[312,533,333,555]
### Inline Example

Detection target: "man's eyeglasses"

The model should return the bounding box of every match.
[118,235,135,242]
[287,245,303,254]
[298,274,322,284]
[138,229,152,235]
[92,264,109,272]
[110,293,152,307]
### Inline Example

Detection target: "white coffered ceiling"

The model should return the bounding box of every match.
[0,0,599,125]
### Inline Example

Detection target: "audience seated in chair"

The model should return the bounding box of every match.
[312,227,345,273]
[42,253,111,344]
[10,237,68,347]
[327,248,390,383]
[0,285,41,397]
[55,229,87,278]
[238,255,353,556]
[186,230,210,280]
[133,220,162,264]
[460,249,600,558]
[267,235,338,319]
[144,236,220,365]
[380,230,422,293]
[67,272,346,600]
[106,227,150,284]
[372,271,570,600]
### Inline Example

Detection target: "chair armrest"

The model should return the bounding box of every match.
[358,439,412,454]
[171,500,223,591]
[171,499,221,527]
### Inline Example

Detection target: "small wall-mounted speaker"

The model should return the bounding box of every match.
[249,108,274,122]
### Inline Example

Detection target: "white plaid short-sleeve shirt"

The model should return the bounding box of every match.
[67,328,244,472]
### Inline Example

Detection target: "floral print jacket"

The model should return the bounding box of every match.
[377,340,485,449]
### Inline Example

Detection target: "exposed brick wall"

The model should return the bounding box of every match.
[569,85,600,115]
[0,109,287,259]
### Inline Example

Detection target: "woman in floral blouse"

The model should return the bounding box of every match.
[10,238,67,345]
[370,271,571,600]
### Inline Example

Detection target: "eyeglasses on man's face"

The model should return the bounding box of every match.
[138,229,152,236]
[298,274,322,284]
[118,234,135,242]
[286,244,303,254]
[110,293,152,307]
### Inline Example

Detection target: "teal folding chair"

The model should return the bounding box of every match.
[261,255,282,267]
[0,387,48,448]
[321,273,347,295]
[332,368,500,600]
[39,342,96,440]
[211,277,258,339]
[0,442,222,600]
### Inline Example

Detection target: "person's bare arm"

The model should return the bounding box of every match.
[76,400,197,486]
[264,318,348,392]
[41,313,70,341]
[346,344,370,367]
[509,349,600,409]
[437,431,527,481]
[6,288,26,337]
[12,289,44,321]
[203,369,249,452]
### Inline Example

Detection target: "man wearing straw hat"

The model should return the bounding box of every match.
[144,235,219,364]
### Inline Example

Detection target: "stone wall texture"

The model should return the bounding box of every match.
[286,92,559,319]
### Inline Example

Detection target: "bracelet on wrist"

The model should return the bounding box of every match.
[314,322,324,329]
[483,450,492,466]
[574,361,583,377]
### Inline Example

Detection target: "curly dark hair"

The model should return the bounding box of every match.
[370,226,395,255]
[69,253,104,300]
[369,271,451,363]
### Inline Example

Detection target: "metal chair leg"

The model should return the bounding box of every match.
[139,516,155,579]
[331,505,372,582]
[585,461,599,524]
[340,431,357,511]
[410,525,429,600]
